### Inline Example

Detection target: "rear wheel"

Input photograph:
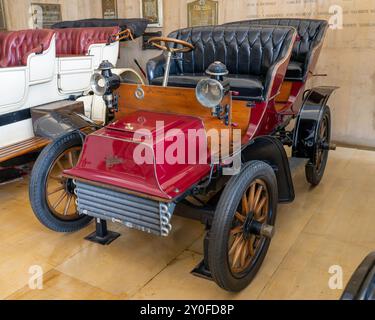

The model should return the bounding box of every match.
[29,131,93,232]
[306,106,331,186]
[208,161,278,292]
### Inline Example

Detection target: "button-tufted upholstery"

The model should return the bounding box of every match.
[223,19,328,81]
[0,27,120,68]
[0,29,55,68]
[147,25,296,101]
[54,26,119,56]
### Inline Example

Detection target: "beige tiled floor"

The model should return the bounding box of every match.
[1,147,374,300]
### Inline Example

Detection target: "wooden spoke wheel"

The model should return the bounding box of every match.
[29,132,93,233]
[46,146,81,221]
[229,180,270,275]
[314,114,329,173]
[306,106,332,186]
[208,161,278,292]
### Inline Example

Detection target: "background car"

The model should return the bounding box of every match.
[342,252,375,300]
[0,19,147,183]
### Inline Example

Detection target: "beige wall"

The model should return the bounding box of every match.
[2,0,375,148]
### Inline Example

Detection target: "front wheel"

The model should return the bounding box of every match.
[208,161,278,292]
[29,131,93,233]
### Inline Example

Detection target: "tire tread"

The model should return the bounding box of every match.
[29,131,92,233]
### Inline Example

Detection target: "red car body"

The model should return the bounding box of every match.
[66,110,212,200]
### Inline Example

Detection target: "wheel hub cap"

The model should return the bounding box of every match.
[243,213,255,240]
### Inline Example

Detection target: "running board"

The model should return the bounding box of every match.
[0,137,50,164]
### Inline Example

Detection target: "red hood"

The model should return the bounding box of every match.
[64,111,211,201]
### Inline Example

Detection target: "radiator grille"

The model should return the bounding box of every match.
[75,181,175,237]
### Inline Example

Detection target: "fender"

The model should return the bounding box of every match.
[113,68,145,85]
[242,136,295,203]
[31,100,100,140]
[292,86,338,159]
[341,252,375,300]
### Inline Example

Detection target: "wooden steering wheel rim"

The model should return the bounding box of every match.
[148,37,194,53]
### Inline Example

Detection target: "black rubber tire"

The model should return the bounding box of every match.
[306,106,331,186]
[29,131,93,233]
[208,161,278,292]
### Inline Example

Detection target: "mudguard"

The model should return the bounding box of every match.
[114,68,145,85]
[31,100,99,140]
[242,136,295,203]
[341,252,375,300]
[292,86,338,159]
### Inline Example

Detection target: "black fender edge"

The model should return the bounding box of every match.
[242,136,295,203]
[341,252,375,300]
[292,86,338,159]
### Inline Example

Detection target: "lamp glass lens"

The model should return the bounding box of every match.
[196,79,224,108]
[90,73,107,96]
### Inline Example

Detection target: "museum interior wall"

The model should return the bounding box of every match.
[2,0,375,148]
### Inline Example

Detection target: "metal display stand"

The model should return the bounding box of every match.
[85,218,121,245]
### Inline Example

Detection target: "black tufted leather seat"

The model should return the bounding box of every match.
[223,19,328,81]
[147,25,296,102]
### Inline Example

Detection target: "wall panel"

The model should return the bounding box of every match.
[2,0,375,148]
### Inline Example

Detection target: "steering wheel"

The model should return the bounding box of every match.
[148,37,194,53]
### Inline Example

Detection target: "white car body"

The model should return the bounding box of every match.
[0,30,142,149]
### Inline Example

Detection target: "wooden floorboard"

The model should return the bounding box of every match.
[0,147,374,300]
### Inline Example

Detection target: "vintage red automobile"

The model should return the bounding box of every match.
[30,19,337,292]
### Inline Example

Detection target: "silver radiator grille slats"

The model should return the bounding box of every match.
[75,181,175,237]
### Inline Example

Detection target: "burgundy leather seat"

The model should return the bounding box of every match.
[0,29,55,68]
[0,27,119,67]
[54,26,120,56]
